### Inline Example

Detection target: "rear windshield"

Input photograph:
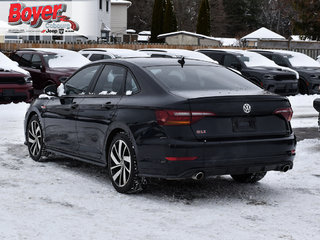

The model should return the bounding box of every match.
[146,65,260,91]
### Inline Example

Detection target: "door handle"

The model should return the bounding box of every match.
[101,101,112,109]
[71,103,79,109]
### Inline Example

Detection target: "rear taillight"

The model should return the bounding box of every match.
[274,107,293,121]
[156,110,215,126]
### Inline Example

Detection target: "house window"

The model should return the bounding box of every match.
[106,0,109,12]
[99,0,102,10]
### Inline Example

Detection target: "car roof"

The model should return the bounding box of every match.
[17,48,76,55]
[79,48,149,58]
[138,48,218,64]
[87,57,219,68]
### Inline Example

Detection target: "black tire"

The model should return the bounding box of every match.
[107,132,143,193]
[27,115,44,162]
[231,172,267,183]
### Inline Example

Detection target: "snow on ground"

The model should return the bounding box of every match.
[0,96,319,240]
[288,94,319,128]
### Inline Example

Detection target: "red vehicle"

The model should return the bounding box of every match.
[10,48,90,95]
[0,52,33,103]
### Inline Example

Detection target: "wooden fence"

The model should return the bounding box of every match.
[1,41,320,59]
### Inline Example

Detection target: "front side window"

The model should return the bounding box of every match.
[31,54,42,69]
[93,65,126,95]
[89,54,105,61]
[223,55,240,68]
[20,54,32,67]
[65,65,101,95]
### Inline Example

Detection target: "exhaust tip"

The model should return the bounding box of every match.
[281,165,291,172]
[192,172,205,181]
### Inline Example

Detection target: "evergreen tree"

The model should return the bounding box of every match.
[223,0,262,37]
[291,0,320,40]
[163,0,178,33]
[196,0,211,36]
[150,0,166,43]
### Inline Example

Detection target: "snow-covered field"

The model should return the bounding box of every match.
[0,95,319,240]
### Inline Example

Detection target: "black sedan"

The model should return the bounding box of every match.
[24,58,296,193]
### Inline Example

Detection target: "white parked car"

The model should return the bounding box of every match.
[138,48,218,64]
[79,48,149,61]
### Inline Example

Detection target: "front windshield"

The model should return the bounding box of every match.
[237,51,279,68]
[147,65,260,92]
[42,49,90,68]
[285,52,320,68]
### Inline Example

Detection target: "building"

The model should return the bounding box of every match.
[110,0,132,42]
[0,0,112,42]
[241,27,286,47]
[158,31,221,46]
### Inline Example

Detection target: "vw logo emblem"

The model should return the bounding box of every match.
[243,103,251,114]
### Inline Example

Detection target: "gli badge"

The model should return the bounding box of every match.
[243,103,251,114]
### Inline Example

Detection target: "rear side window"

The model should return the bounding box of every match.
[147,65,260,91]
[93,65,126,95]
[65,65,100,95]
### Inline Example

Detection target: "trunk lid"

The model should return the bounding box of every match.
[186,93,292,140]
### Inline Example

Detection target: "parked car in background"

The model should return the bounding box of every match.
[138,48,217,63]
[314,98,320,131]
[10,48,90,95]
[197,49,299,95]
[25,58,296,193]
[251,50,320,95]
[0,51,33,103]
[79,48,149,61]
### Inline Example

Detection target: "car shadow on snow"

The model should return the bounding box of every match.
[45,156,282,205]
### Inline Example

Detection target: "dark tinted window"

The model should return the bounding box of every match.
[19,54,32,67]
[82,53,89,58]
[31,54,42,69]
[93,65,126,95]
[103,55,112,59]
[65,65,100,95]
[89,54,104,61]
[200,51,224,63]
[151,54,173,58]
[11,52,21,62]
[125,71,139,95]
[147,65,260,91]
[223,55,241,68]
[272,55,288,67]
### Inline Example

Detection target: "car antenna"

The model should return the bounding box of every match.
[178,57,185,68]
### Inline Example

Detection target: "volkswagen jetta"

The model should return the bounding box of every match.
[24,58,296,193]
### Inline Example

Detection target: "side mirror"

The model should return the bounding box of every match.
[230,63,242,71]
[59,76,69,83]
[44,84,58,96]
[13,61,19,66]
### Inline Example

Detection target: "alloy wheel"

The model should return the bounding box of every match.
[110,140,132,187]
[28,120,43,157]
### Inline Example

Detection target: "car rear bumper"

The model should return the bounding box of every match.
[0,84,33,103]
[264,80,299,95]
[137,134,296,179]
